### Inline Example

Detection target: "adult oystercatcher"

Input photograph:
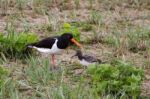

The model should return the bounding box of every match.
[72,50,102,67]
[28,33,82,67]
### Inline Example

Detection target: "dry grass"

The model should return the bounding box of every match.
[0,0,150,98]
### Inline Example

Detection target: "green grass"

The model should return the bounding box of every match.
[0,56,146,98]
[0,57,98,99]
[88,10,103,25]
[58,23,81,42]
[0,66,8,89]
[0,27,38,59]
[0,0,149,98]
[87,60,144,98]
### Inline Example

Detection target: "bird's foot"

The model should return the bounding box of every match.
[49,65,61,71]
[53,66,60,70]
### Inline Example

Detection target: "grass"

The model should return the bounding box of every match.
[0,0,150,98]
[0,56,146,98]
[58,23,81,42]
[0,57,97,99]
[74,0,80,9]
[88,10,103,25]
[87,60,144,98]
[0,30,38,59]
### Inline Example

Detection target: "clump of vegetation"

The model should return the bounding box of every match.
[82,24,93,32]
[0,78,21,99]
[74,0,80,9]
[126,28,150,53]
[0,32,38,59]
[87,60,144,98]
[58,23,81,42]
[0,66,8,89]
[19,57,97,98]
[88,10,103,25]
[25,57,60,85]
[102,34,123,51]
[88,0,94,9]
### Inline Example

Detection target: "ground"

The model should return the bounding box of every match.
[0,0,150,98]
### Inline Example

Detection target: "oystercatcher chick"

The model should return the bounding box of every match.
[27,33,82,68]
[72,50,102,67]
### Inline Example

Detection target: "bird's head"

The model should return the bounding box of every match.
[61,33,82,48]
[71,49,82,58]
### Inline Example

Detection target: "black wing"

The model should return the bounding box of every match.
[29,36,58,49]
[83,55,100,63]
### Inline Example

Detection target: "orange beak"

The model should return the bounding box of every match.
[71,38,82,48]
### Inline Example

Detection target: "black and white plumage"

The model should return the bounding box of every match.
[27,33,82,66]
[72,50,102,66]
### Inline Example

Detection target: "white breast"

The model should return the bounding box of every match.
[80,59,96,66]
[33,39,63,54]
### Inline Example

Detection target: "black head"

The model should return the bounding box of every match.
[61,33,73,41]
[57,33,74,49]
[60,33,82,48]
[71,50,83,60]
[75,50,82,56]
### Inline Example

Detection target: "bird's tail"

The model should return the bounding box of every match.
[27,45,34,48]
[26,43,36,48]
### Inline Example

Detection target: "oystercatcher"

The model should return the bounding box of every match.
[72,50,102,66]
[28,33,82,67]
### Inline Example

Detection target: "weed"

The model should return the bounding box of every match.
[0,0,10,16]
[46,11,61,32]
[25,56,62,85]
[87,60,144,98]
[88,10,103,25]
[143,59,150,69]
[0,78,20,99]
[84,23,105,44]
[103,34,118,46]
[58,23,81,42]
[82,24,93,32]
[74,0,80,9]
[0,32,38,59]
[22,19,31,32]
[126,27,150,53]
[0,66,8,89]
[32,0,52,14]
[88,0,94,9]
[15,0,27,10]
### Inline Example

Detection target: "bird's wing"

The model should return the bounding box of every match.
[29,36,58,49]
[83,55,99,63]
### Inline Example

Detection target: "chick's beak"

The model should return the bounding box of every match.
[71,38,82,48]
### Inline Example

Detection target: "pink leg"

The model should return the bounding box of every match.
[52,54,55,65]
